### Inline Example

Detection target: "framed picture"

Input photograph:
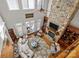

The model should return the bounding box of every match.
[25,13,34,18]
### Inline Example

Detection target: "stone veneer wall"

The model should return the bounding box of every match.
[48,0,79,41]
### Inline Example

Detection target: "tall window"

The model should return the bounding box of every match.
[22,0,35,9]
[25,20,35,33]
[14,23,23,37]
[21,0,28,9]
[30,20,35,32]
[37,0,41,9]
[6,0,19,10]
[36,19,42,31]
[6,0,48,10]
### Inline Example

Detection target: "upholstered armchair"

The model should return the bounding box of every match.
[18,38,34,58]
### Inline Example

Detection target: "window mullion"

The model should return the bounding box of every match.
[18,0,22,9]
[35,0,37,9]
[27,0,29,9]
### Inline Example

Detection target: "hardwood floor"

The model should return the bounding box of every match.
[1,38,79,58]
[66,44,79,58]
[1,42,13,58]
[0,25,79,58]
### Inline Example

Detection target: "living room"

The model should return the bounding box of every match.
[0,0,79,58]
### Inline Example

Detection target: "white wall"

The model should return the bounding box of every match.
[0,0,49,29]
[70,9,79,28]
[0,0,78,29]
